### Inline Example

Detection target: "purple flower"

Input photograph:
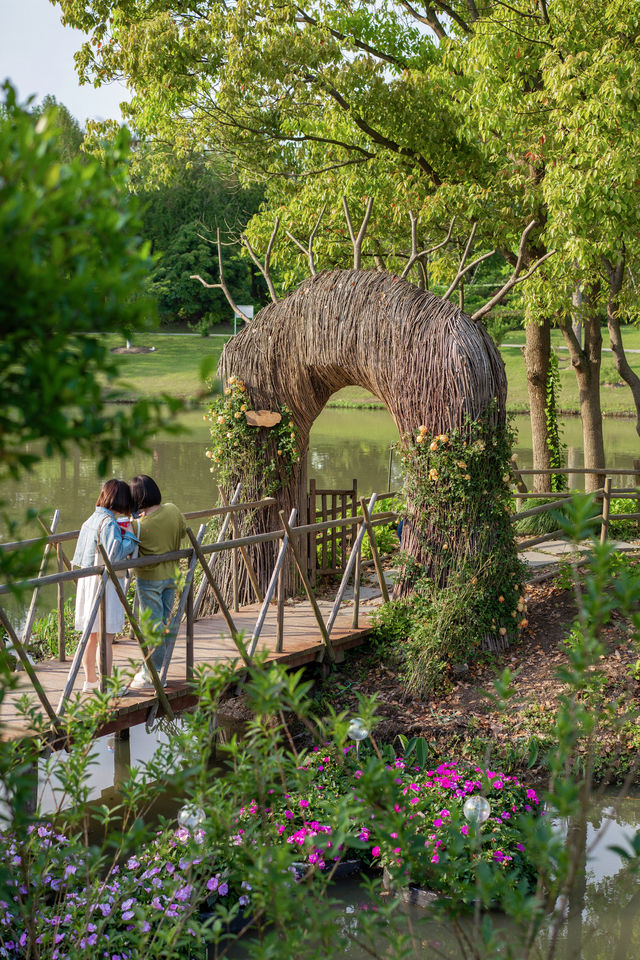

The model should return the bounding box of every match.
[238,895,249,907]
[207,877,219,892]
[218,883,229,896]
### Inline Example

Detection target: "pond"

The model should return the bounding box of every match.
[2,407,639,544]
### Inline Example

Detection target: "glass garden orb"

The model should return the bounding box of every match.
[347,718,369,742]
[178,804,206,831]
[463,795,491,824]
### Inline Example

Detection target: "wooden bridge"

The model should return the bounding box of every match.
[0,487,397,744]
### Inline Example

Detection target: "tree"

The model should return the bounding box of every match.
[135,156,264,325]
[0,84,182,576]
[53,0,640,489]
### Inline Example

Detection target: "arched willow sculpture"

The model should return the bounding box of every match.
[211,267,507,602]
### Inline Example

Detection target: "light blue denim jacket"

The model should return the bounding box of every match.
[72,507,137,569]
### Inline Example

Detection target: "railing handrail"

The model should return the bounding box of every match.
[0,509,398,596]
[0,498,278,554]
[514,467,640,476]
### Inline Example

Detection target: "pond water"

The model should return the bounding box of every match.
[2,407,639,544]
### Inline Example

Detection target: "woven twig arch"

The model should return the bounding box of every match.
[213,268,506,599]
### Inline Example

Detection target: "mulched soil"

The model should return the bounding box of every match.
[219,573,640,785]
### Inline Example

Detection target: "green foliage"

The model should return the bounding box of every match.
[373,415,527,695]
[26,598,81,661]
[0,85,183,485]
[205,375,301,495]
[513,497,570,536]
[545,350,568,492]
[136,159,265,325]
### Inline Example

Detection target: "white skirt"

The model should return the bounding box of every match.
[74,575,126,635]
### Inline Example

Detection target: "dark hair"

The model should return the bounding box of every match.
[96,479,132,515]
[130,475,162,512]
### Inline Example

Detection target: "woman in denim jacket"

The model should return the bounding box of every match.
[72,479,138,692]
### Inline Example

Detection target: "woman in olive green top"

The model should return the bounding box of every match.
[129,475,186,690]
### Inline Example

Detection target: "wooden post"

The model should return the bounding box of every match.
[600,476,612,545]
[192,482,243,618]
[0,605,64,737]
[248,510,296,659]
[351,479,358,556]
[22,509,60,649]
[57,544,65,662]
[360,497,390,603]
[327,494,376,636]
[98,590,108,693]
[58,573,108,715]
[321,491,327,573]
[309,478,317,587]
[97,546,175,721]
[186,580,194,681]
[340,491,347,570]
[276,557,285,653]
[218,487,264,602]
[187,527,248,664]
[510,457,528,513]
[279,510,335,662]
[634,459,640,537]
[352,539,361,629]
[232,545,239,612]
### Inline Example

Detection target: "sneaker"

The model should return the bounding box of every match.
[129,669,155,692]
[82,680,100,693]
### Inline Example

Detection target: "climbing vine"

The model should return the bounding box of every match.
[374,412,528,695]
[205,376,301,496]
[545,349,568,492]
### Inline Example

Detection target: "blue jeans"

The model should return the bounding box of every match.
[136,577,177,671]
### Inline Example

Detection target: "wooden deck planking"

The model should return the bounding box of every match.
[0,598,377,741]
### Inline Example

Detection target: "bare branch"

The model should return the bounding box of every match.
[443,223,497,300]
[285,205,326,276]
[342,196,374,270]
[399,0,446,40]
[190,228,252,321]
[400,214,456,280]
[240,218,280,302]
[471,221,556,321]
[432,0,473,33]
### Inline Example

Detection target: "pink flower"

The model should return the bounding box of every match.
[461,825,469,836]
[371,846,381,858]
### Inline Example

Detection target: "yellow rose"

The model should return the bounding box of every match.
[224,388,231,395]
[205,450,213,459]
[235,411,242,419]
[498,595,504,603]
[438,434,449,443]
[429,440,438,451]
[217,415,225,424]
[429,468,438,481]
[499,626,507,636]
[226,431,232,438]
[457,461,467,469]
[417,435,425,444]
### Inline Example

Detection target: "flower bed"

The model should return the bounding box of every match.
[1,750,541,956]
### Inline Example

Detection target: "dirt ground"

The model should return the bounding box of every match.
[220,572,640,785]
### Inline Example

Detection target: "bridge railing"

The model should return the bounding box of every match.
[0,491,398,733]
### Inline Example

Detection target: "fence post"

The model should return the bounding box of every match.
[232,545,239,613]
[186,580,194,681]
[600,476,612,545]
[352,539,361,630]
[635,459,640,537]
[308,479,317,587]
[276,556,285,654]
[57,544,65,663]
[98,590,108,693]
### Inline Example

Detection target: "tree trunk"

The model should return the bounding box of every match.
[560,302,605,494]
[524,318,552,492]
[605,258,640,441]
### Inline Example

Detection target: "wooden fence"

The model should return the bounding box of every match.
[509,464,640,549]
[0,488,396,735]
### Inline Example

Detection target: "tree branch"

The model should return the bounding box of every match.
[286,205,326,276]
[471,221,556,321]
[342,196,374,270]
[443,223,496,300]
[190,228,252,321]
[400,214,455,279]
[322,81,442,186]
[432,0,473,33]
[240,219,280,302]
[399,0,447,40]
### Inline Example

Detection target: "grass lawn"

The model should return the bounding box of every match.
[501,326,640,414]
[103,329,640,417]
[105,333,230,400]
